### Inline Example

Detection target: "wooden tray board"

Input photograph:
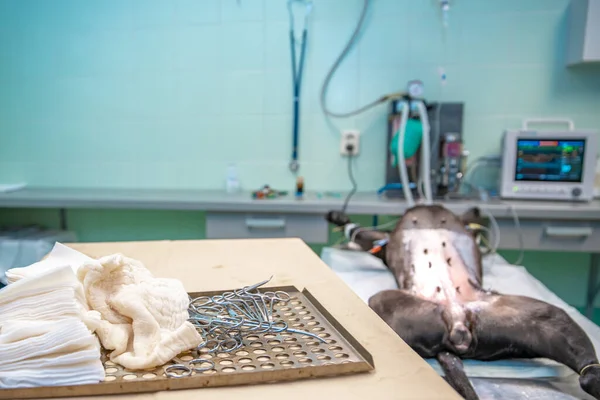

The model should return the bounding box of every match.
[2,286,374,399]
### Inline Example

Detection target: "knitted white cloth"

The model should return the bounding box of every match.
[77,254,202,370]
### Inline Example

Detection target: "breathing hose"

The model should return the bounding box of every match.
[319,0,405,118]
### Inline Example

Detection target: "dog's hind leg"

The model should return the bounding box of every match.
[369,289,447,358]
[369,290,479,399]
[472,294,600,399]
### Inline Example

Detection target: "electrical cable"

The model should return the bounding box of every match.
[461,156,501,187]
[319,0,405,118]
[471,206,525,268]
[484,208,501,253]
[333,232,347,247]
[341,153,357,214]
[509,205,525,265]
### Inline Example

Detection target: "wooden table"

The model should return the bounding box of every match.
[59,238,460,400]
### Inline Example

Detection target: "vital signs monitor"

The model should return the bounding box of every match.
[500,129,598,201]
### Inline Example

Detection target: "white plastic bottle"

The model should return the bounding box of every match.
[225,163,240,193]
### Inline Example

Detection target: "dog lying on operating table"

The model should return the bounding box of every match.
[326,204,600,400]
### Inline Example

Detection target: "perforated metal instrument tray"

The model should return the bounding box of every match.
[2,286,374,399]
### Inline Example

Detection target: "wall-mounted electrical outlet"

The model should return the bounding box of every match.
[340,130,360,156]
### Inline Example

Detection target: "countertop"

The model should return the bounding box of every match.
[1,187,599,220]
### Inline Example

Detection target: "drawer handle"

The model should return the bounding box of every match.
[245,218,286,230]
[545,226,593,238]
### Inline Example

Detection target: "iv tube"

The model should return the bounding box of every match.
[440,0,450,28]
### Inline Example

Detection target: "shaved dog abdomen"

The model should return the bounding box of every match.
[385,205,483,355]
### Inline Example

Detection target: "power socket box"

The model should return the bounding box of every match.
[340,130,360,156]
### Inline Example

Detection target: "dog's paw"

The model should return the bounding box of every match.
[325,210,350,226]
[580,365,600,399]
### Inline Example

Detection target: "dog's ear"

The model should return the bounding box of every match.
[460,207,482,226]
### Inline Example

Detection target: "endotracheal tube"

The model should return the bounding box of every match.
[440,0,450,28]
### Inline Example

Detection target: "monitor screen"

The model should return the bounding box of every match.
[515,139,586,182]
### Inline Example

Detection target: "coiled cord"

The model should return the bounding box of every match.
[509,205,525,265]
[469,205,525,266]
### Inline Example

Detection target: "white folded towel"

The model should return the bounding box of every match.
[0,265,104,389]
[0,288,82,321]
[78,253,202,370]
[0,265,99,330]
[0,347,101,371]
[0,361,105,388]
[0,319,99,367]
[1,263,88,311]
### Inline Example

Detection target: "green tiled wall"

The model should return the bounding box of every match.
[0,0,599,313]
[0,0,598,190]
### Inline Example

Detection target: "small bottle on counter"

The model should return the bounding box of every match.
[225,163,240,194]
[295,176,304,199]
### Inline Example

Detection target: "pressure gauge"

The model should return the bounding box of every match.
[407,80,424,98]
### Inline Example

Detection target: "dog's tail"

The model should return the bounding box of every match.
[436,352,479,400]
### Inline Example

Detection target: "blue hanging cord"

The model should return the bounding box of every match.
[287,0,312,173]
